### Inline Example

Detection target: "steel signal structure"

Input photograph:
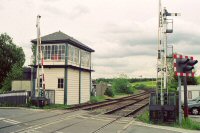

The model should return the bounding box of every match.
[157,0,180,105]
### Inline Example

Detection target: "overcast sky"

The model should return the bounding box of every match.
[0,0,200,78]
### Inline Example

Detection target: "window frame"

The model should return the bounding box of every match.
[40,44,65,61]
[58,78,64,89]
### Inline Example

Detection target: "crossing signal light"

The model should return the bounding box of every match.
[173,54,198,77]
[184,60,198,72]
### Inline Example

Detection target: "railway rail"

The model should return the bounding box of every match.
[4,91,150,133]
[1,92,149,132]
[70,90,149,111]
[80,92,150,118]
[89,92,150,133]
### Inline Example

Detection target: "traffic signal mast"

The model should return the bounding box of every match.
[157,0,180,105]
[174,54,198,119]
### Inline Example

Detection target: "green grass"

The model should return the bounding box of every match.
[197,76,200,84]
[137,111,200,130]
[132,81,156,89]
[90,96,106,103]
[137,111,150,123]
[113,89,139,98]
[175,118,200,130]
[29,104,71,110]
[113,93,131,98]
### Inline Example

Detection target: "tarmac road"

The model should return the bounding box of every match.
[0,108,199,133]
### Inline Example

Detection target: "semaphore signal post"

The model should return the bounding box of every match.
[150,0,198,124]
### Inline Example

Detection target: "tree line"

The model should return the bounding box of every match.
[0,33,25,93]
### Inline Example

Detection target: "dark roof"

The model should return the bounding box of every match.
[31,31,95,52]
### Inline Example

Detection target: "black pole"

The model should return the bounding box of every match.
[183,76,188,118]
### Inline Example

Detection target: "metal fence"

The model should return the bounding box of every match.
[45,90,55,104]
[0,91,30,106]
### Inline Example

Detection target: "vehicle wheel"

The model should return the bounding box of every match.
[191,108,199,115]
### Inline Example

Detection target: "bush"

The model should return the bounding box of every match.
[168,81,178,92]
[104,88,115,97]
[112,75,134,94]
[196,76,200,85]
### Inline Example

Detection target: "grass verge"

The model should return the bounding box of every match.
[175,118,200,130]
[137,111,200,130]
[132,81,156,89]
[137,111,150,123]
[90,96,106,103]
[29,104,71,110]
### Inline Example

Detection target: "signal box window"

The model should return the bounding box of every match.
[58,78,64,88]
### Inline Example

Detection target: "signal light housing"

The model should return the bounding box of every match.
[173,54,198,77]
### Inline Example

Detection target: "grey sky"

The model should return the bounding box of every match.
[0,0,199,78]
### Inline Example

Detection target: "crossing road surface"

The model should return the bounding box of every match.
[0,108,198,133]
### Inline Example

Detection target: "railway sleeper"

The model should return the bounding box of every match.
[104,97,149,115]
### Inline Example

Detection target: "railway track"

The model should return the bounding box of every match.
[45,92,149,133]
[7,91,150,133]
[70,91,149,111]
[0,91,149,131]
[104,97,149,116]
[77,91,150,118]
[89,93,150,133]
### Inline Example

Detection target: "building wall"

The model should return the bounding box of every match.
[36,67,91,105]
[80,71,90,103]
[67,68,79,105]
[44,68,64,104]
[12,80,32,91]
[55,90,64,104]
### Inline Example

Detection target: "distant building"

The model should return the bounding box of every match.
[180,85,200,102]
[11,67,32,92]
[92,81,112,96]
[31,31,95,105]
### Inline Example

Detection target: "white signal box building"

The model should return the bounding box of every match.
[31,31,94,105]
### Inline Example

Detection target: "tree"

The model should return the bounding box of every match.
[112,74,134,94]
[0,33,25,92]
[167,57,178,92]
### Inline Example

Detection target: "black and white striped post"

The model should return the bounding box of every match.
[174,54,198,124]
